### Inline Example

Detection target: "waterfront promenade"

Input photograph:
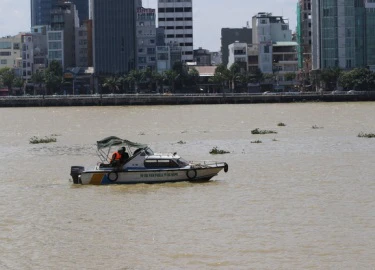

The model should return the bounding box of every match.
[1,92,375,107]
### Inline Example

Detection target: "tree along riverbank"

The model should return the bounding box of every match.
[1,92,375,107]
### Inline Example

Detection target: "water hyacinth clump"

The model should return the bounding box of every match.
[177,140,186,144]
[209,147,230,155]
[358,132,375,138]
[312,125,323,129]
[29,136,57,144]
[251,128,278,135]
[251,140,262,144]
[277,122,286,127]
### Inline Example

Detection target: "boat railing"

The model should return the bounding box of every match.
[191,160,227,167]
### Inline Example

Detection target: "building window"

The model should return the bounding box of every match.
[0,42,11,49]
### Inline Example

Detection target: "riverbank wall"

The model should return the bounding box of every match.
[1,93,375,107]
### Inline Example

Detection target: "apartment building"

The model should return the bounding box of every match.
[158,0,193,62]
[137,6,157,70]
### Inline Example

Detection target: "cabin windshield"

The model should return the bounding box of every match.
[145,148,154,156]
[176,158,189,167]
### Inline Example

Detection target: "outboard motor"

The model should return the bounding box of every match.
[70,166,84,184]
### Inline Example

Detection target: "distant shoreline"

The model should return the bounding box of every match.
[1,93,375,107]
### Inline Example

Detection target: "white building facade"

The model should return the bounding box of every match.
[158,0,193,62]
[0,34,22,71]
[227,42,248,72]
[252,12,293,74]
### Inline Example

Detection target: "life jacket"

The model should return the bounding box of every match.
[111,152,122,162]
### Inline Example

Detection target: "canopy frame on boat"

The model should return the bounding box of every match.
[96,136,148,163]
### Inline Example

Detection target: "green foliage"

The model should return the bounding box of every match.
[48,60,63,76]
[209,147,230,155]
[31,70,45,85]
[44,61,63,94]
[44,71,62,95]
[0,67,15,90]
[339,68,375,91]
[284,72,296,82]
[188,68,200,82]
[177,140,186,144]
[163,70,178,92]
[172,61,186,76]
[103,76,121,93]
[209,64,229,90]
[312,125,323,129]
[29,136,57,144]
[358,132,375,138]
[320,68,341,91]
[31,70,45,94]
[277,122,286,127]
[248,68,264,84]
[251,128,278,135]
[13,77,24,88]
[251,140,262,144]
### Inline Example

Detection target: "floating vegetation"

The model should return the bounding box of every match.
[312,125,324,129]
[209,147,230,155]
[181,130,188,134]
[277,122,286,127]
[177,140,186,144]
[29,136,57,144]
[251,140,262,144]
[272,138,278,141]
[358,132,375,138]
[251,128,277,135]
[139,132,145,135]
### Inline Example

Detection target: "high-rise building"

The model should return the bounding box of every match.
[221,27,252,67]
[47,1,79,69]
[92,0,137,74]
[297,0,312,71]
[158,0,193,62]
[31,0,89,27]
[136,6,157,70]
[312,0,375,70]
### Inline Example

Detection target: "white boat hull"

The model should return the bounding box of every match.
[79,167,224,185]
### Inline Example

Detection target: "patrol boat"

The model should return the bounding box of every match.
[70,136,229,185]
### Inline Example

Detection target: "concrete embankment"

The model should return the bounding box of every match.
[1,93,375,107]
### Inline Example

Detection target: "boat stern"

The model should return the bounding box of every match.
[70,166,85,184]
